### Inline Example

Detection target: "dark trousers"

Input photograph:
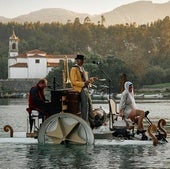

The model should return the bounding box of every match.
[80,89,93,121]
[38,102,55,118]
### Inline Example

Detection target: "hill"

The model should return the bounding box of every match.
[97,1,170,26]
[0,1,170,26]
[11,8,91,24]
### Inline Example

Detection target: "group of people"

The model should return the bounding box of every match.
[28,54,97,124]
[28,54,146,132]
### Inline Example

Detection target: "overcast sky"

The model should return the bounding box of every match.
[0,0,169,18]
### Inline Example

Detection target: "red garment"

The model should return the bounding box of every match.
[28,85,46,112]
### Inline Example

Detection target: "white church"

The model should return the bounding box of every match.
[8,30,75,79]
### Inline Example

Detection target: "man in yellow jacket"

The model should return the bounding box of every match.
[70,54,97,122]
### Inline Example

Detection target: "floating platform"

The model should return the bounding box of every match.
[0,132,37,144]
[0,113,168,146]
[0,132,155,145]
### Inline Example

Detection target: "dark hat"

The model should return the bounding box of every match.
[75,54,85,60]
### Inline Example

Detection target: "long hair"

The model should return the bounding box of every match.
[37,78,47,85]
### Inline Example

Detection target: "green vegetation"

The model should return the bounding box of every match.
[0,16,170,92]
[143,83,170,88]
[46,55,134,92]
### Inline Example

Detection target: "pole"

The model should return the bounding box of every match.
[95,64,113,130]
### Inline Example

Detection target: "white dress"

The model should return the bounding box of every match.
[119,91,133,118]
[119,81,137,118]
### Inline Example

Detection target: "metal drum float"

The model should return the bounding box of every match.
[38,113,94,144]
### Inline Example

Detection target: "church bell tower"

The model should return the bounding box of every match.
[9,27,19,57]
[8,27,19,78]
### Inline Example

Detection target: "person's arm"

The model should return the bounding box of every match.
[30,87,46,106]
[89,77,98,83]
[119,92,128,117]
[119,109,124,117]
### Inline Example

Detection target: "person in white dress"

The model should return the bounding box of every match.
[119,81,146,133]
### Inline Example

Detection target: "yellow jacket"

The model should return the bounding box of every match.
[70,65,95,93]
[70,66,84,92]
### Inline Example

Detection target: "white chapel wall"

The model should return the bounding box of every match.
[28,57,47,78]
[9,67,27,79]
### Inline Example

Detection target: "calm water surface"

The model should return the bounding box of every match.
[0,98,170,169]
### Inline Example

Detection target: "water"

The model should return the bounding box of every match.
[0,98,170,169]
[0,144,170,169]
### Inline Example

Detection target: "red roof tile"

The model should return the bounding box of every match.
[10,63,28,68]
[26,49,47,55]
[47,62,59,67]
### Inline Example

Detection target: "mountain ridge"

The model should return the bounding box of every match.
[0,1,170,25]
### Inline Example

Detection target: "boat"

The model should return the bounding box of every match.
[0,130,159,146]
[0,131,160,146]
[0,96,168,146]
[0,117,167,146]
[135,93,144,99]
[89,87,112,101]
[116,93,144,99]
[144,93,163,99]
[116,93,164,99]
[0,92,27,98]
[91,93,110,102]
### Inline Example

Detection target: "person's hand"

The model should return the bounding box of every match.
[45,99,50,103]
[119,110,123,117]
[93,77,98,81]
[85,80,91,86]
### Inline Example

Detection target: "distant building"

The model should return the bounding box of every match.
[8,30,75,79]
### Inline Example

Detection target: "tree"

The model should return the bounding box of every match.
[84,16,91,24]
[101,15,106,26]
[0,56,8,79]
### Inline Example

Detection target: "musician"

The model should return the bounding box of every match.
[28,78,53,119]
[70,54,98,124]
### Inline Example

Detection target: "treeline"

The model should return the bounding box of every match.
[46,55,135,93]
[0,16,170,90]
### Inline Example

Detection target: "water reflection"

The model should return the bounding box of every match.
[26,144,96,169]
[0,140,169,169]
[1,143,170,169]
[0,99,170,168]
[0,98,10,105]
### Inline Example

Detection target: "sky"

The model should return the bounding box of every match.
[0,0,169,18]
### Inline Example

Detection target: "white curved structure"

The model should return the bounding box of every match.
[38,113,94,145]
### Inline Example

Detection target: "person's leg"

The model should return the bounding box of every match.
[87,92,93,117]
[128,109,136,122]
[86,91,96,128]
[128,109,145,130]
[45,102,56,116]
[80,89,88,121]
[136,109,145,130]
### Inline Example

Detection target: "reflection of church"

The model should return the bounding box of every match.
[8,30,75,79]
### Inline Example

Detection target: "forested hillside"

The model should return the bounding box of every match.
[0,16,170,91]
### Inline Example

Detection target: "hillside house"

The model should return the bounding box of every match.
[8,30,75,79]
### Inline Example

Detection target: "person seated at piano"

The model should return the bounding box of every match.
[70,54,98,125]
[28,78,53,120]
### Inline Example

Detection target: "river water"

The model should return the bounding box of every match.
[0,98,170,169]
